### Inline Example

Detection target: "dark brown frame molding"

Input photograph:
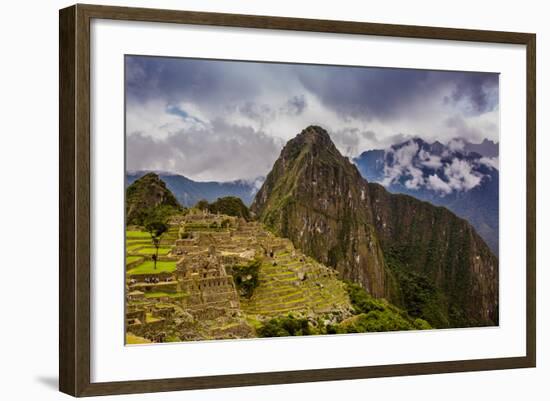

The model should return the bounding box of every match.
[59,3,536,397]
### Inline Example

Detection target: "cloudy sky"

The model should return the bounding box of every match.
[125,55,499,182]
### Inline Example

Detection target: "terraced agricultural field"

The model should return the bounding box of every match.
[241,251,350,317]
[126,231,152,239]
[134,246,173,256]
[126,255,144,266]
[125,229,175,256]
[144,291,186,299]
[127,260,177,276]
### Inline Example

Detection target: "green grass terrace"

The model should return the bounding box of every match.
[126,261,177,276]
[126,230,151,239]
[126,256,144,266]
[134,246,173,256]
[144,291,187,299]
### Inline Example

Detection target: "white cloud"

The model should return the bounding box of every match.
[126,119,282,182]
[381,141,420,187]
[126,99,210,141]
[479,156,499,170]
[443,158,483,191]
[448,138,465,152]
[404,165,425,189]
[418,149,443,169]
[426,174,453,195]
[377,140,488,195]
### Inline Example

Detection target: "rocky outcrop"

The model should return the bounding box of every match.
[252,126,498,327]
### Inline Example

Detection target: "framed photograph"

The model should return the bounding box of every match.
[59,4,536,397]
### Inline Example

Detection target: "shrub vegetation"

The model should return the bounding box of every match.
[227,259,261,298]
[257,314,312,337]
[208,196,251,220]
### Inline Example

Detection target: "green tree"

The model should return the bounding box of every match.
[195,199,209,211]
[207,196,250,220]
[145,221,168,270]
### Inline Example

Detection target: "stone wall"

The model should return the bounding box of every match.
[129,281,178,293]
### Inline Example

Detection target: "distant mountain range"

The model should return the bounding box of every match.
[463,138,499,158]
[353,138,499,254]
[126,171,262,207]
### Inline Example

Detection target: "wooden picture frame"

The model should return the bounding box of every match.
[59,3,536,397]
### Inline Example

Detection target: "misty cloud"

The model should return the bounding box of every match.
[446,115,489,143]
[125,56,499,182]
[127,119,282,182]
[282,95,307,116]
[443,158,483,192]
[426,174,453,195]
[446,73,499,115]
[381,141,420,187]
[238,102,275,125]
[361,130,378,141]
[418,149,443,169]
[448,138,466,152]
[297,67,498,122]
[479,156,499,170]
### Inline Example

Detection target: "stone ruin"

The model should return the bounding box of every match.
[175,250,240,313]
[126,209,351,343]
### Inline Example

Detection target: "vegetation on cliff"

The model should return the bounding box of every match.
[331,282,431,333]
[384,253,449,328]
[256,282,430,337]
[368,183,498,327]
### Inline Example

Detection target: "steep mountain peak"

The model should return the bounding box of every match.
[251,126,388,298]
[298,125,332,143]
[280,125,339,160]
[140,172,162,182]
